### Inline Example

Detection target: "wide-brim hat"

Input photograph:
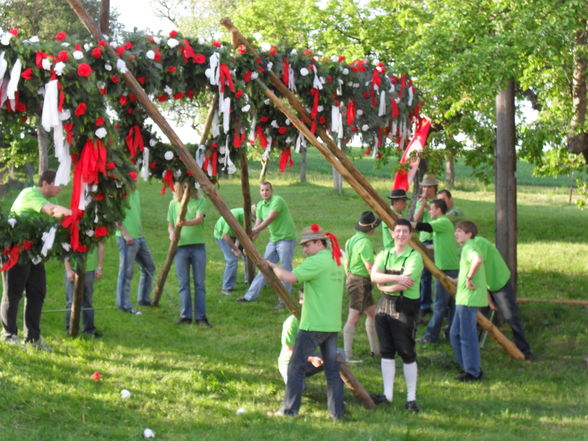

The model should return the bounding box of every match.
[388,188,410,200]
[355,211,382,232]
[300,224,330,244]
[420,173,439,186]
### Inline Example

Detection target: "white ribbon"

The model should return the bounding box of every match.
[262,144,272,161]
[78,182,91,211]
[295,132,305,153]
[222,136,237,174]
[6,58,21,105]
[41,226,57,257]
[209,53,220,86]
[408,86,414,106]
[41,80,60,131]
[378,91,386,117]
[211,109,220,138]
[312,67,323,90]
[222,97,231,134]
[195,144,206,168]
[248,115,257,144]
[140,147,150,181]
[288,64,297,91]
[0,52,7,82]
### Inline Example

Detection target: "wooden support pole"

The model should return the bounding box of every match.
[219,17,524,361]
[517,298,588,307]
[151,98,218,306]
[67,0,300,317]
[240,153,256,285]
[68,259,86,337]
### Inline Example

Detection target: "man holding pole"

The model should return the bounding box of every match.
[267,224,345,419]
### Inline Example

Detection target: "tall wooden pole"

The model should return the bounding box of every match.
[67,0,300,315]
[220,18,523,361]
[68,259,86,337]
[240,154,256,284]
[495,82,518,293]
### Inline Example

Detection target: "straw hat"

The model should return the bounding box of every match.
[355,211,382,232]
[420,173,439,186]
[299,224,330,244]
[388,189,410,200]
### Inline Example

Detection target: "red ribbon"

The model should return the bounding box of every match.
[278,147,294,172]
[57,81,65,112]
[347,99,356,126]
[1,244,21,272]
[325,232,342,266]
[160,169,176,194]
[125,125,144,159]
[181,39,197,63]
[391,99,399,118]
[79,138,107,185]
[219,64,235,94]
[310,88,320,133]
[281,57,289,85]
[255,125,268,148]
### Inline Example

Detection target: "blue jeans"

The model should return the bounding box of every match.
[116,236,155,311]
[450,305,481,377]
[419,241,433,310]
[423,269,458,342]
[216,238,238,291]
[65,270,96,334]
[282,330,344,419]
[244,239,295,301]
[175,244,206,320]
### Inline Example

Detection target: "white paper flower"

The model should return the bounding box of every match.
[290,49,298,56]
[73,50,84,60]
[61,243,71,252]
[61,42,70,47]
[153,37,161,44]
[146,50,155,60]
[241,104,251,112]
[104,63,112,71]
[59,109,71,121]
[251,71,259,80]
[300,67,309,76]
[86,229,95,237]
[164,85,173,95]
[1,32,14,46]
[317,105,324,112]
[95,127,107,139]
[376,66,384,73]
[54,62,66,76]
[264,98,270,105]
[143,428,155,438]
[342,68,349,75]
[270,120,279,128]
[362,124,369,131]
[285,119,291,125]
[164,151,174,161]
[149,139,158,147]
[29,36,40,43]
[356,109,364,116]
[41,58,52,71]
[260,42,271,52]
[253,32,263,41]
[167,38,179,48]
[117,59,128,74]
[267,62,273,70]
[7,218,16,228]
[83,43,91,51]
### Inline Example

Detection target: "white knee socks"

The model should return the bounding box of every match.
[343,323,356,360]
[403,361,418,402]
[365,316,380,357]
[381,358,396,402]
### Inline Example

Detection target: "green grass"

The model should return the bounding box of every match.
[0,163,587,441]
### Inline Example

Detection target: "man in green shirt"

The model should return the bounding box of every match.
[451,221,487,382]
[370,218,423,413]
[214,207,246,295]
[268,224,345,419]
[115,177,156,315]
[1,170,71,350]
[438,189,465,225]
[343,211,381,363]
[237,182,296,308]
[382,189,410,251]
[414,199,460,343]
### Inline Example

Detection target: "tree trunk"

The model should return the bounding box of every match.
[567,21,587,160]
[332,139,345,193]
[99,0,110,35]
[495,82,517,294]
[37,121,49,175]
[444,153,455,189]
[299,147,307,183]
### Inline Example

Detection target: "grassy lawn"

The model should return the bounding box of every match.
[0,154,587,441]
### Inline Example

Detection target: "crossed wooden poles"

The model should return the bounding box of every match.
[67,0,524,409]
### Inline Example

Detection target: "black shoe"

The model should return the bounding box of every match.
[176,318,192,325]
[195,317,212,328]
[405,400,420,413]
[236,297,250,303]
[84,330,102,339]
[457,371,483,382]
[524,352,537,362]
[137,300,154,307]
[369,393,390,405]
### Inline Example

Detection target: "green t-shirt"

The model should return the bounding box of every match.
[429,215,459,270]
[373,246,423,300]
[278,315,299,368]
[167,198,207,246]
[293,249,345,332]
[474,236,511,291]
[415,201,432,242]
[256,194,296,242]
[382,208,403,251]
[116,190,143,239]
[10,187,50,215]
[456,240,488,307]
[344,231,375,278]
[446,205,465,225]
[69,246,99,272]
[213,208,244,240]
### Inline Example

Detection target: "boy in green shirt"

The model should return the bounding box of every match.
[451,220,487,382]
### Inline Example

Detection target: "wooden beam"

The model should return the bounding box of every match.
[68,259,86,337]
[67,0,300,316]
[517,297,588,307]
[240,153,256,284]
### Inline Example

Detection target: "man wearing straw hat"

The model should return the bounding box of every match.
[343,211,381,363]
[382,189,410,251]
[267,224,345,419]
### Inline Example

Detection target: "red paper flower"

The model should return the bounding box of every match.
[94,226,109,238]
[124,42,133,50]
[95,117,105,126]
[157,94,169,102]
[167,66,177,73]
[363,92,371,98]
[91,371,101,381]
[212,40,221,48]
[269,46,278,56]
[22,240,33,250]
[194,54,206,64]
[119,96,128,106]
[326,76,333,83]
[154,50,161,61]
[8,28,18,36]
[106,161,116,170]
[97,40,106,47]
[58,51,69,62]
[243,70,252,83]
[235,90,244,98]
[111,74,119,83]
[338,56,345,62]
[20,68,33,80]
[149,161,157,169]
[116,46,125,56]
[126,108,134,114]
[311,224,320,232]
[74,102,87,116]
[303,49,313,55]
[237,44,246,54]
[169,30,178,38]
[128,171,138,180]
[185,90,194,98]
[99,88,106,95]
[77,64,92,77]
[278,126,287,135]
[173,92,184,100]
[55,32,67,41]
[137,77,146,85]
[94,193,105,201]
[260,116,269,123]
[91,47,102,59]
